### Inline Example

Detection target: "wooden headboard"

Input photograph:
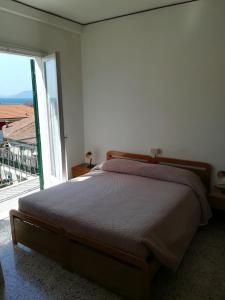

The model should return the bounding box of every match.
[106,151,212,191]
[107,150,154,163]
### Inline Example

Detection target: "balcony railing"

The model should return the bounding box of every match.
[0,145,39,189]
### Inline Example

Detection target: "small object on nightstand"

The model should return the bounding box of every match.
[209,186,225,210]
[72,163,95,178]
[85,151,94,168]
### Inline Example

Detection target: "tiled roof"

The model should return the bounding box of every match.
[0,104,34,120]
[2,115,36,145]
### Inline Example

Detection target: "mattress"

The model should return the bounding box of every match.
[18,159,211,269]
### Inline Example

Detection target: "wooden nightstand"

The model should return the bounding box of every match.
[209,187,225,210]
[72,163,93,178]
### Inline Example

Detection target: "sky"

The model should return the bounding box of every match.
[0,53,32,96]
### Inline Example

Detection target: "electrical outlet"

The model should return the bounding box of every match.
[150,148,161,157]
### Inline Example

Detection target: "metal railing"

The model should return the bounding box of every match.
[0,145,39,189]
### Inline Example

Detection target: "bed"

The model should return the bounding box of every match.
[10,151,212,300]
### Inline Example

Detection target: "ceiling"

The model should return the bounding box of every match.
[14,0,196,25]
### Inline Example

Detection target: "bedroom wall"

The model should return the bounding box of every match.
[82,0,225,180]
[0,1,84,178]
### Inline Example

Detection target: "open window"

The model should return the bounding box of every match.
[31,53,66,189]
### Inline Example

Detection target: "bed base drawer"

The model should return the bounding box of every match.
[14,217,70,268]
[70,241,144,299]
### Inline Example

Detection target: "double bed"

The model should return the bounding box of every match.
[10,151,212,299]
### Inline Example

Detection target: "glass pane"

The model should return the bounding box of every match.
[44,58,62,179]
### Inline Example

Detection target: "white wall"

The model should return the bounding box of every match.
[82,0,225,179]
[0,2,84,178]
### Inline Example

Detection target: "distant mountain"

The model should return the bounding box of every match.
[10,90,33,99]
[0,90,33,99]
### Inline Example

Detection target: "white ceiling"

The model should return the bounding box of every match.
[16,0,194,24]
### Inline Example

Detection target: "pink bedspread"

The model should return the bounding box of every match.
[19,159,211,270]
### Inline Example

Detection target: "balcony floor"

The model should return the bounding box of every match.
[0,177,40,220]
[0,177,39,204]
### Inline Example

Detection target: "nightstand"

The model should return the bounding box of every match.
[209,187,225,210]
[72,163,93,178]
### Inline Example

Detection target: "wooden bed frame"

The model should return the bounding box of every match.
[10,151,211,300]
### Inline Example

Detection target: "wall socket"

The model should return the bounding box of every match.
[150,148,162,157]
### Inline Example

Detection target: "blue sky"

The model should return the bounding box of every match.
[0,53,32,96]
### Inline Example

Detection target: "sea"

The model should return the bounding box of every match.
[0,98,33,104]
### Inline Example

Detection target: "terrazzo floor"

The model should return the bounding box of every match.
[0,216,225,300]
